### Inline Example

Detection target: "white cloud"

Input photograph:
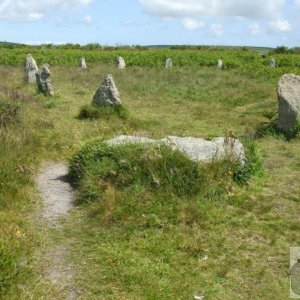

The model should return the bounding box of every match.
[269,19,291,32]
[248,22,261,35]
[139,0,285,19]
[84,15,92,25]
[182,18,205,30]
[295,0,300,5]
[0,0,93,21]
[211,24,223,36]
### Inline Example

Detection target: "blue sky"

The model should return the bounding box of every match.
[0,0,299,47]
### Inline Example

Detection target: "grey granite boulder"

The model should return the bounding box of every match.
[106,135,246,164]
[92,74,121,107]
[25,54,38,83]
[79,57,87,69]
[165,58,172,68]
[36,64,54,96]
[269,58,276,68]
[117,56,126,69]
[217,59,223,69]
[277,73,300,133]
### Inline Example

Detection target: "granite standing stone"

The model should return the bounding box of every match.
[79,57,87,69]
[36,64,54,96]
[165,58,172,68]
[25,54,38,83]
[269,58,276,68]
[217,59,223,69]
[117,56,126,69]
[92,74,121,107]
[277,73,300,133]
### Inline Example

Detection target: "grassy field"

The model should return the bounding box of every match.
[0,58,300,299]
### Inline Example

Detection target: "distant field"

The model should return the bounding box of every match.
[0,45,299,72]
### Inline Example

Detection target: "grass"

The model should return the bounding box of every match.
[78,104,129,120]
[0,62,299,299]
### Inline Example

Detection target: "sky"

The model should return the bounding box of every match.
[0,0,300,47]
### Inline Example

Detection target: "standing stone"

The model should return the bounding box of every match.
[92,74,121,107]
[217,59,223,69]
[25,54,38,83]
[36,64,54,96]
[277,73,300,133]
[269,58,276,68]
[117,56,126,69]
[79,57,87,69]
[165,58,172,68]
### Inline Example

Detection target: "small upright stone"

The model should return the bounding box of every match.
[277,73,300,133]
[25,54,38,83]
[269,58,276,68]
[36,64,54,96]
[92,74,121,107]
[217,59,223,69]
[117,56,126,69]
[79,57,87,69]
[165,58,172,68]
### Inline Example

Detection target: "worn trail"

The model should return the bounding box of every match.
[36,162,77,299]
[37,163,74,224]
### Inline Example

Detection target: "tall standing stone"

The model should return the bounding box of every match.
[269,58,276,68]
[92,74,121,107]
[117,56,126,69]
[217,59,223,69]
[36,64,54,97]
[25,54,38,83]
[165,58,172,68]
[79,57,87,69]
[277,73,300,133]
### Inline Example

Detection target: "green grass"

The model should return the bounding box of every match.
[0,61,299,299]
[78,104,129,120]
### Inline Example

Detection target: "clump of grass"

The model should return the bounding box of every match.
[69,139,257,207]
[233,138,264,183]
[78,104,128,120]
[70,142,204,201]
[0,99,20,127]
[257,118,300,140]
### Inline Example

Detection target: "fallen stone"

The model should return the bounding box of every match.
[217,59,223,69]
[36,64,54,96]
[25,54,38,83]
[106,135,246,164]
[269,58,276,68]
[92,74,121,107]
[165,58,172,68]
[79,57,87,69]
[117,56,126,69]
[277,73,300,133]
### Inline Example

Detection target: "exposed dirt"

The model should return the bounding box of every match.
[36,162,77,299]
[37,163,74,225]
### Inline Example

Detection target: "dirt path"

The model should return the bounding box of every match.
[37,163,74,225]
[36,162,77,299]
